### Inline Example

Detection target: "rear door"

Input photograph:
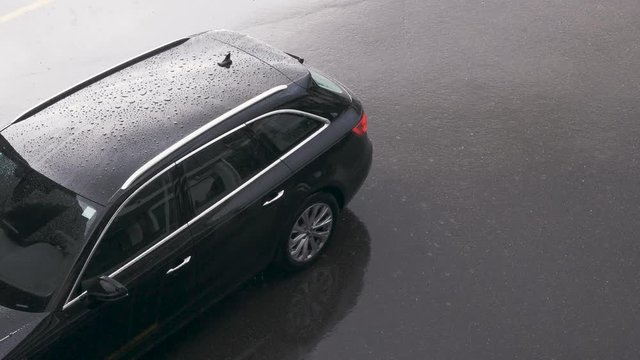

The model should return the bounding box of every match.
[245,110,330,207]
[177,127,290,298]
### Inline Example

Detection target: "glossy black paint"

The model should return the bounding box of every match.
[185,160,292,297]
[0,31,371,359]
[0,30,307,205]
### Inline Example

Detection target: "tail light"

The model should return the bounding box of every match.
[352,112,368,136]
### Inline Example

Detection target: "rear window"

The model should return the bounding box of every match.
[247,113,325,157]
[180,129,278,216]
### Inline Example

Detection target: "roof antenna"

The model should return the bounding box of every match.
[218,52,233,68]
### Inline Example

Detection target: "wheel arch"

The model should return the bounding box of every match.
[317,185,345,209]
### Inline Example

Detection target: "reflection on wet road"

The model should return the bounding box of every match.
[146,210,370,360]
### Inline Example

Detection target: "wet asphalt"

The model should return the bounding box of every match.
[3,0,640,359]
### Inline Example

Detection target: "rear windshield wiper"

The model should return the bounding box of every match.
[285,52,304,64]
[0,218,20,242]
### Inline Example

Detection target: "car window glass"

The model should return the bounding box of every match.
[310,69,344,94]
[0,142,102,312]
[83,170,179,280]
[181,129,277,216]
[247,113,324,156]
[310,69,351,101]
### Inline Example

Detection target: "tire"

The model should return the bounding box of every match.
[277,192,340,271]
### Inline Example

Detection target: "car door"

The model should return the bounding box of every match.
[176,127,291,298]
[41,167,195,360]
[245,109,331,214]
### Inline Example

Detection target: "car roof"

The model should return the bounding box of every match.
[0,30,308,205]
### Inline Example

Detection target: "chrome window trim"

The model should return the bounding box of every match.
[63,109,330,310]
[64,221,191,310]
[265,110,330,161]
[244,109,330,127]
[121,85,288,190]
[244,109,330,161]
[187,160,281,226]
[63,164,177,309]
[175,109,330,166]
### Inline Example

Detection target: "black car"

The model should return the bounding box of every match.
[0,30,371,359]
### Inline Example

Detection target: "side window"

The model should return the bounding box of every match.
[247,113,324,156]
[181,129,277,216]
[83,170,180,280]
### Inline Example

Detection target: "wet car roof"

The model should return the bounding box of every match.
[0,30,308,205]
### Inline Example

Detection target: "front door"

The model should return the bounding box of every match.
[41,167,195,359]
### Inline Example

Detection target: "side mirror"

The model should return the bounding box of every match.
[83,276,128,306]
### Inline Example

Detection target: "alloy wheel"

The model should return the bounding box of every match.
[288,203,334,262]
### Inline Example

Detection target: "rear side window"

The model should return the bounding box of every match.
[181,129,277,216]
[247,113,324,156]
[84,170,180,279]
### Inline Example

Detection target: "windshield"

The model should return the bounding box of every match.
[0,138,102,312]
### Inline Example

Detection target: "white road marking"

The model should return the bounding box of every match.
[0,0,53,25]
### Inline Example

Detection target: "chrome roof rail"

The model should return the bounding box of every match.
[6,37,190,129]
[120,84,288,190]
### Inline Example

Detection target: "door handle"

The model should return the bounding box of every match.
[166,256,191,275]
[263,190,284,206]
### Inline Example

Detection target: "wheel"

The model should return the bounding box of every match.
[277,192,339,271]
